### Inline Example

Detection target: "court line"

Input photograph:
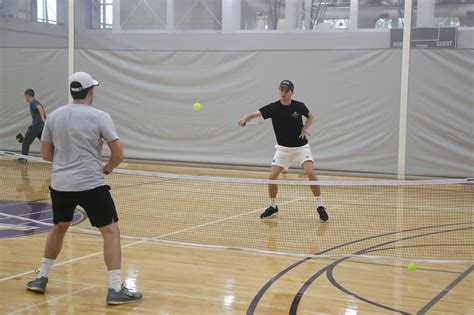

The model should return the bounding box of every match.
[0,239,148,282]
[417,265,474,314]
[0,214,53,225]
[7,284,97,314]
[0,209,87,240]
[3,160,472,311]
[0,197,304,282]
[326,265,409,314]
[0,202,55,223]
[344,257,464,275]
[286,189,389,224]
[0,212,54,226]
[246,221,474,314]
[45,277,260,309]
[0,198,51,209]
[0,206,83,226]
[298,226,474,315]
[147,197,303,239]
[366,243,474,255]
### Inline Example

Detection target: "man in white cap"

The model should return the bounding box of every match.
[238,80,328,221]
[26,72,143,305]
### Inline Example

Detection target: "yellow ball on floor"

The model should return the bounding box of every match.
[193,102,202,111]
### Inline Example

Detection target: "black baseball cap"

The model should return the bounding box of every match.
[279,80,294,91]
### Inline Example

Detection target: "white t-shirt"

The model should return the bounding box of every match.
[41,103,119,191]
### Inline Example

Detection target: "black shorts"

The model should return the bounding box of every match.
[50,185,118,228]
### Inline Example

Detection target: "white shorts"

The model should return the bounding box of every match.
[272,144,314,171]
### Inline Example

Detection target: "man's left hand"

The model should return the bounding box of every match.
[299,128,310,140]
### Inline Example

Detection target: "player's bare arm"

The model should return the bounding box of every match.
[300,112,314,139]
[103,139,124,174]
[238,111,262,127]
[40,141,54,162]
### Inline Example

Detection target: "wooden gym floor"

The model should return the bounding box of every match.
[0,161,472,314]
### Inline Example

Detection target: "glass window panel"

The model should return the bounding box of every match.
[175,0,222,30]
[37,0,57,24]
[120,0,167,30]
[359,0,404,29]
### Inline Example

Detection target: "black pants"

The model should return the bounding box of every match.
[22,125,43,155]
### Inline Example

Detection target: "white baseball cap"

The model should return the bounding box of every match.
[69,72,99,92]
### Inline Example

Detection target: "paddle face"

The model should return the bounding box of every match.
[16,133,24,143]
[245,122,263,126]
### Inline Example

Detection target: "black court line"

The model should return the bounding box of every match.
[417,265,474,314]
[246,221,474,315]
[325,262,409,314]
[307,255,465,276]
[323,243,473,315]
[324,243,473,315]
[342,257,463,275]
[365,243,474,258]
[295,227,473,315]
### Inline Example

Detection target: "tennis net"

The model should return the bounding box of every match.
[1,151,472,263]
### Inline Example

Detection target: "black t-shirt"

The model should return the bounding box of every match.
[259,100,309,147]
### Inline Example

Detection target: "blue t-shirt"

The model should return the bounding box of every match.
[30,99,45,127]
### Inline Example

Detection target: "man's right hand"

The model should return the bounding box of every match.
[238,119,247,127]
[103,163,113,175]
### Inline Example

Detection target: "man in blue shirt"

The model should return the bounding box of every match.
[21,89,46,156]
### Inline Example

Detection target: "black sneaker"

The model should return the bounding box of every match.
[317,206,329,221]
[26,276,48,293]
[260,206,278,219]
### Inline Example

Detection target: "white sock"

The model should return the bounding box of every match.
[108,270,122,292]
[315,196,324,208]
[270,198,277,208]
[37,258,55,279]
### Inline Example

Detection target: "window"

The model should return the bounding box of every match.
[434,17,460,28]
[120,0,166,30]
[37,0,57,24]
[375,18,403,29]
[100,0,113,29]
[175,0,221,30]
[92,0,113,29]
[323,19,350,30]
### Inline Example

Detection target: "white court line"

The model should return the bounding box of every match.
[0,212,54,225]
[153,196,305,239]
[0,209,54,222]
[0,212,55,229]
[286,190,388,224]
[7,284,97,314]
[0,197,304,282]
[33,276,254,308]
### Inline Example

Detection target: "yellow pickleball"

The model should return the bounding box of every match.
[407,262,416,272]
[193,102,202,111]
